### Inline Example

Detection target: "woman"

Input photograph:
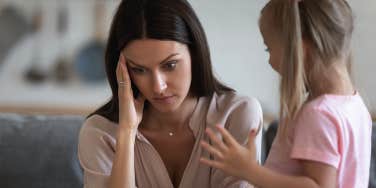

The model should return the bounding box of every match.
[78,0,263,187]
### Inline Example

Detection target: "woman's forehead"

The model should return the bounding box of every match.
[122,39,189,65]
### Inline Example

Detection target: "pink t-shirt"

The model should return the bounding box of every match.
[265,92,372,188]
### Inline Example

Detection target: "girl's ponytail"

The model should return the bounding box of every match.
[261,0,354,137]
[276,1,306,135]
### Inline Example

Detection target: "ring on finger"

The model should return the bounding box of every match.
[118,81,126,86]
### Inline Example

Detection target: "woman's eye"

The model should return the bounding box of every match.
[265,48,270,52]
[131,67,146,74]
[163,61,177,70]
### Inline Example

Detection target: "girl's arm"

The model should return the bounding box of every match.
[200,126,337,188]
[109,54,145,188]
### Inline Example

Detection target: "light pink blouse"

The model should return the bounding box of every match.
[78,92,263,188]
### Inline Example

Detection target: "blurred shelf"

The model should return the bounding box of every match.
[0,77,111,116]
[0,105,93,116]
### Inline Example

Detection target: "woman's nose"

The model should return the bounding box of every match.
[152,73,167,94]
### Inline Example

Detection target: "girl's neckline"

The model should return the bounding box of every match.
[321,90,358,98]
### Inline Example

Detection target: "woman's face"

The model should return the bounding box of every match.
[122,39,192,113]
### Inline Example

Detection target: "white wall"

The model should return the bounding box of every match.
[349,0,376,115]
[190,0,376,117]
[190,0,280,116]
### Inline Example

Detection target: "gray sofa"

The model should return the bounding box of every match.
[0,113,84,188]
[0,113,375,188]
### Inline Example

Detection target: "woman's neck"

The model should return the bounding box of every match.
[308,60,354,100]
[142,95,198,132]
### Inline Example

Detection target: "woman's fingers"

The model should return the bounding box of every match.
[205,128,228,152]
[119,54,131,84]
[116,53,144,129]
[117,54,133,96]
[116,55,124,85]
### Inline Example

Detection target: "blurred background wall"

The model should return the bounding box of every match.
[0,0,375,121]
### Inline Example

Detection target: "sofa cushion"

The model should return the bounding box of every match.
[0,113,84,188]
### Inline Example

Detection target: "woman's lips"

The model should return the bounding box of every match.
[153,95,175,104]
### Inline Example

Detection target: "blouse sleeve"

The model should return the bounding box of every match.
[78,116,115,188]
[210,95,263,188]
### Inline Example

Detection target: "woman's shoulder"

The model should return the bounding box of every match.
[206,91,263,129]
[204,91,263,145]
[78,114,116,177]
[211,91,262,116]
[80,114,117,140]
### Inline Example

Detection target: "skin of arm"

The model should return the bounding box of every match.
[200,125,337,188]
[108,54,145,188]
[109,129,137,188]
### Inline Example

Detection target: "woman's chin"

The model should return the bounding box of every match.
[149,97,182,113]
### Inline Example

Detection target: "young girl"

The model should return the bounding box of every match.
[200,0,372,187]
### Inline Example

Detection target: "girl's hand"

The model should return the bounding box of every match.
[200,125,258,180]
[116,54,145,131]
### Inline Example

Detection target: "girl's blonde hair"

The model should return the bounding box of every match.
[260,0,354,135]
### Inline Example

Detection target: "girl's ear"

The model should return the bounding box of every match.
[302,39,313,80]
[302,39,312,68]
[302,39,309,61]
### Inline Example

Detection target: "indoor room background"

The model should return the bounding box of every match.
[0,0,375,123]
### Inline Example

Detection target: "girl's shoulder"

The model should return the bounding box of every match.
[296,92,371,129]
[302,92,368,115]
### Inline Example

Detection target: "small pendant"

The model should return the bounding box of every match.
[169,132,174,136]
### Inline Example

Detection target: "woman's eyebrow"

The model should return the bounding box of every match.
[159,53,180,64]
[126,58,145,68]
[125,53,180,67]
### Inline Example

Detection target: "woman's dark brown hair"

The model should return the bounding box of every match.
[90,0,233,122]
